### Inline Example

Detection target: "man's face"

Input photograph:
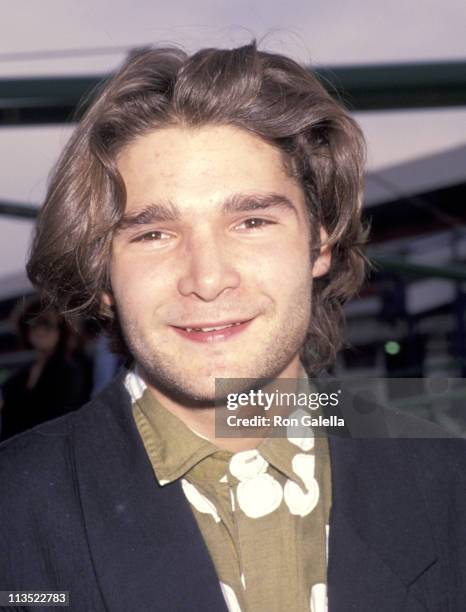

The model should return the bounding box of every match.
[105,125,330,402]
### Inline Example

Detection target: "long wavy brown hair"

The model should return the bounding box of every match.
[27,41,368,374]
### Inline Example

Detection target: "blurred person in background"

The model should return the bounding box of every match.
[0,298,91,440]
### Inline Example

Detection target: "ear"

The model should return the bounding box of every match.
[100,291,115,317]
[311,227,332,278]
[101,291,114,307]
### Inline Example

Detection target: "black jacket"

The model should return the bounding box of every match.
[0,369,465,611]
[0,353,91,440]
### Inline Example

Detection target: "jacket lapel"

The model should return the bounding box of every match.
[72,371,443,610]
[327,436,440,611]
[73,371,227,612]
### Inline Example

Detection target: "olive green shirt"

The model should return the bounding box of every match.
[125,369,331,612]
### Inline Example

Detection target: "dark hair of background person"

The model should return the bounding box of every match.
[0,298,92,440]
[26,41,369,375]
[16,297,69,354]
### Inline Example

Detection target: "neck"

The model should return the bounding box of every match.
[143,358,303,452]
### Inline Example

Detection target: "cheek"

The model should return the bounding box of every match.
[254,241,311,290]
[110,255,170,314]
[278,249,312,312]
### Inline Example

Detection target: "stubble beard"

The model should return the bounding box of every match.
[116,287,312,408]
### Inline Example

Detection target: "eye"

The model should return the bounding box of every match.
[132,230,173,242]
[235,218,275,230]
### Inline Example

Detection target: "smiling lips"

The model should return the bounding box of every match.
[172,319,253,343]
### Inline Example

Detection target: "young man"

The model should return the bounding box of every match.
[1,43,465,612]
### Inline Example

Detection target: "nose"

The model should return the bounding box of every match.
[177,230,241,301]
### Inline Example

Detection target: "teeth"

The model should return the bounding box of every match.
[184,322,243,333]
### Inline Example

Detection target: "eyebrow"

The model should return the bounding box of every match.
[116,192,298,232]
[116,201,179,230]
[223,193,298,216]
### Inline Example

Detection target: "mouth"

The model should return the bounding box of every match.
[171,319,254,343]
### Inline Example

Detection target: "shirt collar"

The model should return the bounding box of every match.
[258,436,314,489]
[126,367,315,489]
[126,369,218,485]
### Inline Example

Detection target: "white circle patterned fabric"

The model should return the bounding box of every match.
[127,369,331,612]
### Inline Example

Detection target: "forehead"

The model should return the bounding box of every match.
[116,125,305,214]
